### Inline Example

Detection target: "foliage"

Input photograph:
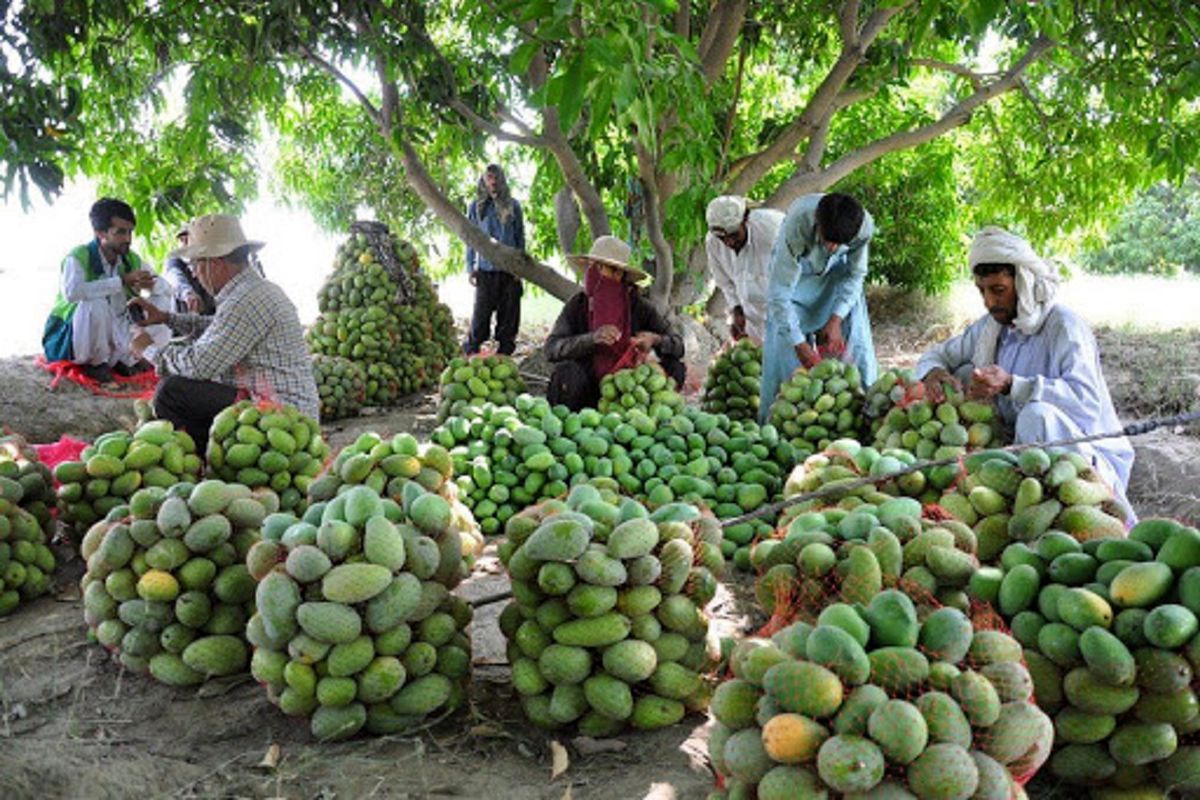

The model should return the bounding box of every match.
[1080,175,1200,277]
[2,1,1199,302]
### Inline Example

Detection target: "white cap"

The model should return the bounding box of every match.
[706,196,748,233]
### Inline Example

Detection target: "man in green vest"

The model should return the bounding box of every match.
[43,197,174,382]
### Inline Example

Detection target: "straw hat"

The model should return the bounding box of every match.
[567,235,650,284]
[169,214,264,261]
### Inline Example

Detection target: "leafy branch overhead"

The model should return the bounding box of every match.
[2,1,1197,299]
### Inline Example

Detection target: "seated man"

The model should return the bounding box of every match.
[128,214,320,451]
[43,197,173,382]
[705,195,783,343]
[917,226,1134,514]
[545,236,685,411]
[164,224,216,315]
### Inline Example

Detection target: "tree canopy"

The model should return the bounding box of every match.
[3,1,1198,302]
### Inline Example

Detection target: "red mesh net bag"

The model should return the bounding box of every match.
[706,501,1050,798]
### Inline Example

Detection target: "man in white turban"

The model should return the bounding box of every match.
[916,227,1134,514]
[705,195,783,343]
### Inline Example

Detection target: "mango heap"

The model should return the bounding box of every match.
[206,400,329,516]
[246,482,476,741]
[433,396,790,552]
[55,420,204,535]
[966,517,1200,793]
[597,363,685,418]
[498,483,724,735]
[312,354,367,421]
[753,497,982,618]
[708,589,1051,799]
[782,437,934,506]
[701,339,762,423]
[435,354,527,424]
[866,369,1004,489]
[767,360,864,459]
[79,480,273,684]
[938,446,1128,563]
[307,431,484,565]
[307,228,458,405]
[0,432,54,536]
[0,468,56,616]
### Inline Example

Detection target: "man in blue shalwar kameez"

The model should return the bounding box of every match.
[916,227,1135,518]
[759,193,878,423]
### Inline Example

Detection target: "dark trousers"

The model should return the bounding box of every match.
[547,356,687,412]
[153,375,240,454]
[465,271,522,355]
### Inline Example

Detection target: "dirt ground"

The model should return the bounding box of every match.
[3,304,1199,800]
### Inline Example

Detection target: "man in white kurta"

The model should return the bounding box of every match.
[43,197,172,381]
[705,196,783,342]
[916,227,1134,516]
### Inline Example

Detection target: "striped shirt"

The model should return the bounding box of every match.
[145,267,320,420]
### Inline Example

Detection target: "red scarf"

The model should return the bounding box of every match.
[586,265,633,379]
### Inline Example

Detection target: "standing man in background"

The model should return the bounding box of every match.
[759,192,878,422]
[464,163,525,356]
[705,195,784,343]
[42,197,173,382]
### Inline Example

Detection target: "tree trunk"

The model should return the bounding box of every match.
[553,187,584,278]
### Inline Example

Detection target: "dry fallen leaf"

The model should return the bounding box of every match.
[550,740,570,781]
[469,722,510,739]
[258,743,282,770]
[560,787,573,800]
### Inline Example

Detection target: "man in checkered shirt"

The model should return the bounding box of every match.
[128,214,319,450]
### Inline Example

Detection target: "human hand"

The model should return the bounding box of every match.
[795,342,820,369]
[469,272,478,287]
[821,315,845,356]
[122,269,155,291]
[922,368,960,404]
[593,325,622,346]
[185,293,204,313]
[130,331,154,357]
[968,365,1012,400]
[729,308,747,341]
[127,297,168,327]
[632,331,661,352]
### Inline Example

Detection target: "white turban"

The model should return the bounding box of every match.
[706,196,748,233]
[969,226,1060,367]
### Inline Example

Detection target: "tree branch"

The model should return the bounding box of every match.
[840,0,861,46]
[912,58,987,89]
[446,98,548,146]
[298,44,380,126]
[697,0,748,85]
[767,35,1057,206]
[635,141,674,309]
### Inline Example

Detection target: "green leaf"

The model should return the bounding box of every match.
[509,41,540,75]
[557,54,588,131]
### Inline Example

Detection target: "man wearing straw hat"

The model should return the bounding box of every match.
[127,213,320,450]
[705,195,783,343]
[544,235,685,411]
[917,226,1134,517]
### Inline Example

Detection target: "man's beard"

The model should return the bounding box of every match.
[988,306,1016,325]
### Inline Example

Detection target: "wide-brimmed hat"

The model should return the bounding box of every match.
[169,214,264,261]
[567,235,650,284]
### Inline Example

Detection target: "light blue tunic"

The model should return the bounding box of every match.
[915,304,1135,512]
[758,194,878,423]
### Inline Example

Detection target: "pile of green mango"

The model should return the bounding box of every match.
[767,360,864,459]
[0,463,56,616]
[55,420,203,535]
[0,432,54,537]
[307,229,458,405]
[707,591,1051,799]
[598,363,685,419]
[702,339,762,423]
[967,517,1200,793]
[312,354,368,421]
[206,400,329,516]
[80,480,274,684]
[246,481,475,740]
[435,354,526,424]
[498,482,724,735]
